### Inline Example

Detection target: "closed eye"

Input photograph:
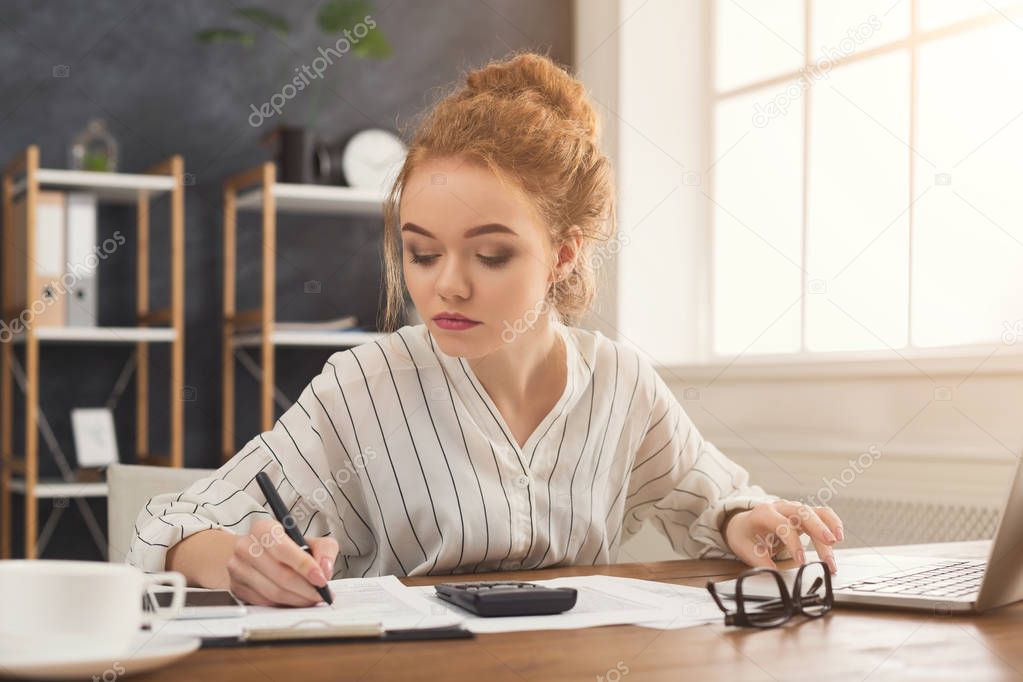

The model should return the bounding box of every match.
[409,253,438,265]
[408,253,512,269]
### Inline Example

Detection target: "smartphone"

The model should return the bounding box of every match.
[145,588,247,619]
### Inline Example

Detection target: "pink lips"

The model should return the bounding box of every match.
[433,313,480,331]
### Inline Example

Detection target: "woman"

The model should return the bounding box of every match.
[128,51,844,607]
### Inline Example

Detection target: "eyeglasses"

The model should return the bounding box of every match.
[705,560,834,628]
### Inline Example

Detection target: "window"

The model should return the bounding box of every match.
[710,0,1023,357]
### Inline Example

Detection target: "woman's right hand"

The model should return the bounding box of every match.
[226,518,339,607]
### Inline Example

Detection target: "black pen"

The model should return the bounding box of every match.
[255,471,334,605]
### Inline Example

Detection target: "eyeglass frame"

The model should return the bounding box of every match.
[705,560,835,628]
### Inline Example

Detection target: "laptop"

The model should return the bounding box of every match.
[713,453,1023,614]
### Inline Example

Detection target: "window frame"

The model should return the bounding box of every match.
[704,0,1023,371]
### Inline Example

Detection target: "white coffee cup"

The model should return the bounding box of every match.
[0,560,185,661]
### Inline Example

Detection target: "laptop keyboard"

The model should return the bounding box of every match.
[843,560,986,598]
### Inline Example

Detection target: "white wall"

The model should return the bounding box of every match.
[578,0,711,365]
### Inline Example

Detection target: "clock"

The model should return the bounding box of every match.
[340,128,407,191]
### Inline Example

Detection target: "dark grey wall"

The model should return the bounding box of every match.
[0,0,573,559]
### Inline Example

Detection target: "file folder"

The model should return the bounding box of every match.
[10,191,66,328]
[65,192,98,326]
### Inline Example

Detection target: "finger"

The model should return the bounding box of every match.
[776,504,839,575]
[248,526,329,601]
[232,556,320,607]
[811,538,838,575]
[227,555,286,606]
[264,524,328,587]
[733,523,780,570]
[814,505,845,542]
[778,501,838,547]
[228,552,319,609]
[766,510,806,565]
[229,576,272,607]
[252,553,327,604]
[744,536,779,570]
[308,536,340,579]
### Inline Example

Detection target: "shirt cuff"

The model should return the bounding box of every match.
[126,513,223,573]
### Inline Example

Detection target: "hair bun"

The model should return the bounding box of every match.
[464,52,599,144]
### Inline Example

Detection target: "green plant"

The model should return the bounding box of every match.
[196,3,392,126]
[197,2,391,57]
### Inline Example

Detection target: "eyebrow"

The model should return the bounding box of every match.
[400,222,518,239]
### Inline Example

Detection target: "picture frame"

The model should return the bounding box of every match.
[70,407,119,469]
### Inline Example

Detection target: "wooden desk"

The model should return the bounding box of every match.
[150,541,1023,681]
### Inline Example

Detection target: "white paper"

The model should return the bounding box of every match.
[152,574,722,639]
[597,577,726,629]
[152,575,461,639]
[409,575,720,633]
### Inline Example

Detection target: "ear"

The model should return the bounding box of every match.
[550,232,583,284]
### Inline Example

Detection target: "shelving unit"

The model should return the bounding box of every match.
[1,145,186,559]
[231,329,384,348]
[221,163,386,462]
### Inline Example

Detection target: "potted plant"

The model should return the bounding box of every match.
[196,2,393,182]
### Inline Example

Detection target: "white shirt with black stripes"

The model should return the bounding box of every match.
[126,322,778,578]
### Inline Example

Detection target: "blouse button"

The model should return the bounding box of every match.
[515,474,530,488]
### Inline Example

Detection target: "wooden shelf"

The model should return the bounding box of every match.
[8,478,108,498]
[2,146,187,559]
[232,329,384,348]
[222,162,389,463]
[12,168,176,204]
[10,326,177,344]
[235,183,385,215]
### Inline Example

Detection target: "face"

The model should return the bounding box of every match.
[399,156,567,358]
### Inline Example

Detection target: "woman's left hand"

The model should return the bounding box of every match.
[721,500,844,574]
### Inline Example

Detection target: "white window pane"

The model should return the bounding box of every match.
[712,84,803,356]
[918,0,1023,32]
[715,0,804,92]
[805,53,911,352]
[913,22,1023,347]
[810,0,909,63]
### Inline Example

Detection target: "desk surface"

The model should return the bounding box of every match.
[150,541,1023,681]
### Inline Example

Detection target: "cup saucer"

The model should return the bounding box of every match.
[0,632,200,680]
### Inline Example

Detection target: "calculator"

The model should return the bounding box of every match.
[434,580,578,617]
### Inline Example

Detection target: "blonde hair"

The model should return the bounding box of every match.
[379,49,616,332]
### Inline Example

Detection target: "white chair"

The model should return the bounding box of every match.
[106,463,216,563]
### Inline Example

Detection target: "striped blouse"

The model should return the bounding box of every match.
[127,322,777,578]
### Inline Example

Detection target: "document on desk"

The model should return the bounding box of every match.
[601,577,727,629]
[410,575,720,633]
[154,575,462,639]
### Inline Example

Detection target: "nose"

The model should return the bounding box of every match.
[435,255,470,300]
